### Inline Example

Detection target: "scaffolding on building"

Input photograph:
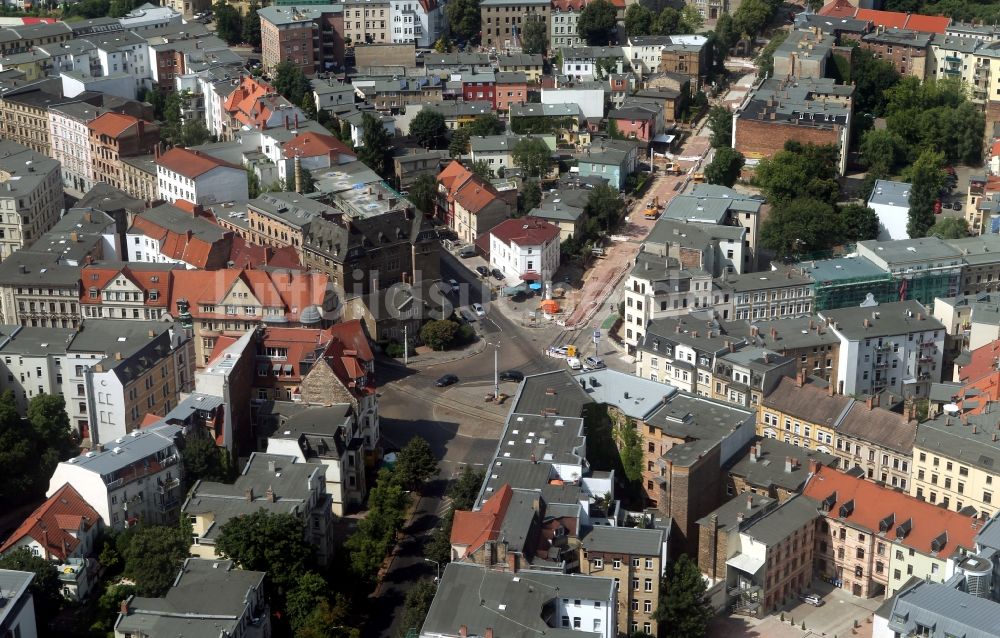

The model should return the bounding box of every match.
[811,270,961,312]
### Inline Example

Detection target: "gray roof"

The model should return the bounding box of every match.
[0,325,77,356]
[482,458,554,497]
[662,187,763,224]
[645,394,753,462]
[60,422,181,476]
[0,569,33,626]
[574,368,677,421]
[116,558,265,638]
[885,579,1000,638]
[794,13,870,33]
[529,187,590,222]
[0,139,62,194]
[421,562,613,638]
[512,370,592,418]
[743,494,820,546]
[497,413,586,467]
[738,76,852,127]
[133,202,229,242]
[718,346,792,372]
[560,46,625,60]
[945,234,1000,266]
[257,4,340,25]
[75,182,145,212]
[645,218,745,249]
[630,250,704,282]
[470,134,531,153]
[915,410,1000,474]
[728,438,838,493]
[868,179,912,208]
[800,255,890,283]
[579,524,665,556]
[510,103,581,118]
[975,511,1000,551]
[717,268,814,292]
[863,27,932,48]
[422,52,491,67]
[696,492,775,530]
[247,192,337,231]
[497,53,545,67]
[858,236,963,267]
[640,315,750,357]
[820,300,944,339]
[746,315,840,351]
[0,251,83,287]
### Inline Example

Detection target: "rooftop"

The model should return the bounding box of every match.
[743,494,822,546]
[729,438,838,493]
[820,300,944,339]
[868,179,912,208]
[916,410,1000,475]
[511,370,592,418]
[800,255,890,283]
[884,579,1000,638]
[857,236,963,266]
[56,422,181,477]
[579,524,665,556]
[574,368,677,421]
[746,315,841,351]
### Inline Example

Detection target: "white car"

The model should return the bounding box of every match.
[448,279,459,293]
[567,357,582,370]
[801,594,823,607]
[472,303,486,317]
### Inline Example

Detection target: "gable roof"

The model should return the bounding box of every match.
[490,216,560,247]
[155,147,241,179]
[451,484,513,556]
[282,131,356,160]
[88,111,141,138]
[438,160,504,215]
[0,484,100,561]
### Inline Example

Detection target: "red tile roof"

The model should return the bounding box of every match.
[228,236,303,270]
[451,484,513,557]
[438,160,505,215]
[854,8,907,28]
[80,264,176,307]
[167,269,330,323]
[0,484,100,562]
[952,339,1000,414]
[283,131,356,160]
[803,466,978,556]
[88,112,141,138]
[551,0,587,10]
[817,0,949,33]
[489,216,560,247]
[900,13,950,33]
[992,140,1000,158]
[155,147,242,179]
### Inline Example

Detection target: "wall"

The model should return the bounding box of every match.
[735,118,843,172]
[354,43,414,69]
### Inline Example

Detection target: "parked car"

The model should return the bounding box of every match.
[476,265,489,277]
[583,356,605,371]
[549,345,569,357]
[472,303,486,317]
[435,374,459,387]
[491,268,505,281]
[567,357,583,370]
[498,370,524,382]
[953,201,963,211]
[459,246,476,258]
[447,279,460,293]
[801,594,823,607]
[460,309,476,322]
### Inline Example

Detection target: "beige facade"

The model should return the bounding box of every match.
[579,529,665,636]
[343,0,391,45]
[121,156,158,203]
[480,0,550,50]
[0,141,63,259]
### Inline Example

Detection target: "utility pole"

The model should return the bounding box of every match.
[404,324,408,366]
[494,344,499,400]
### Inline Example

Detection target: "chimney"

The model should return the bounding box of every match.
[770,327,777,340]
[736,512,745,524]
[268,460,277,472]
[285,116,290,130]
[796,369,805,387]
[785,456,793,473]
[809,459,822,475]
[244,487,253,501]
[750,445,759,463]
[746,494,753,510]
[460,627,468,638]
[266,486,275,502]
[864,318,870,329]
[114,352,123,361]
[867,396,874,410]
[486,629,494,638]
[120,600,129,615]
[828,382,834,396]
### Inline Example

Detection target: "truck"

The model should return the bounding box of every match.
[643,197,661,220]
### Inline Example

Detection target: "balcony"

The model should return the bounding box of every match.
[157,477,181,494]
[157,496,180,512]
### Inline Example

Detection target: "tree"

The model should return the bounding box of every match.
[433,36,453,53]
[654,554,713,638]
[409,174,438,216]
[411,109,448,149]
[577,0,617,45]
[0,548,62,621]
[852,49,900,116]
[759,197,836,257]
[420,319,460,350]
[753,141,839,205]
[1,392,68,507]
[704,147,744,187]
[624,3,653,36]
[108,0,135,18]
[837,203,880,243]
[160,89,183,144]
[905,149,945,238]
[931,216,969,239]
[449,128,471,157]
[286,572,331,630]
[651,7,681,35]
[27,393,76,466]
[712,13,737,72]
[395,436,439,489]
[707,105,732,148]
[518,179,542,215]
[213,1,243,45]
[511,137,551,179]
[180,118,211,147]
[680,4,703,32]
[300,92,318,120]
[345,468,407,583]
[521,15,548,54]
[123,524,190,596]
[444,0,480,43]
[468,113,505,137]
[298,596,361,638]
[242,0,262,48]
[182,434,229,486]
[272,60,311,107]
[859,128,904,177]
[450,466,486,510]
[585,183,625,231]
[401,580,437,636]
[358,112,392,177]
[613,419,643,482]
[471,159,491,179]
[215,511,314,592]
[755,31,787,78]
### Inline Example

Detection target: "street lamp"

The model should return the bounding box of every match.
[423,558,441,582]
[486,341,500,400]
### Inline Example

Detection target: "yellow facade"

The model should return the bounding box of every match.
[757,403,836,454]
[908,444,998,519]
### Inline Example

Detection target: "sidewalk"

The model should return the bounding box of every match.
[379,338,487,371]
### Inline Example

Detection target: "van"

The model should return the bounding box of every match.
[567,357,582,370]
[459,246,476,258]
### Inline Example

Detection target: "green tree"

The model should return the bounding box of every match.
[108,0,135,18]
[272,60,312,106]
[450,466,485,510]
[123,524,190,596]
[585,183,625,231]
[433,36,453,53]
[298,596,361,638]
[411,109,448,149]
[345,467,407,584]
[577,0,617,45]
[89,583,137,635]
[286,572,330,630]
[160,90,183,144]
[27,393,76,465]
[759,197,836,257]
[852,48,900,116]
[449,128,471,157]
[518,179,542,215]
[624,3,653,36]
[469,113,505,137]
[247,169,261,198]
[181,434,229,486]
[613,418,643,482]
[444,0,481,43]
[755,31,787,78]
[753,141,840,205]
[521,14,548,54]
[712,13,737,72]
[409,174,438,216]
[358,112,392,177]
[680,4,703,32]
[654,554,713,638]
[400,580,437,636]
[704,146,744,187]
[242,0,262,48]
[511,137,551,179]
[471,159,491,179]
[420,319,460,350]
[931,216,969,239]
[180,118,212,147]
[651,7,681,35]
[0,392,68,507]
[859,128,904,176]
[0,547,62,621]
[215,510,314,592]
[300,92,318,120]
[707,105,732,148]
[213,1,243,44]
[905,149,945,238]
[836,203,880,243]
[395,436,439,489]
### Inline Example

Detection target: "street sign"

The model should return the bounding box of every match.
[593,330,601,343]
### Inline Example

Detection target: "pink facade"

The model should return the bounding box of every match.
[495,80,528,112]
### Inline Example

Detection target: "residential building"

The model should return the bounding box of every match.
[550,0,587,49]
[527,186,589,240]
[496,52,545,81]
[221,75,307,140]
[576,138,639,190]
[89,112,159,193]
[226,192,337,259]
[0,255,85,329]
[487,216,561,284]
[714,267,815,323]
[155,147,248,205]
[342,0,392,46]
[560,46,625,81]
[578,525,667,636]
[436,160,512,245]
[711,346,795,409]
[910,407,1000,518]
[0,140,63,259]
[469,134,547,176]
[820,300,946,398]
[832,398,916,491]
[80,263,178,321]
[258,4,345,76]
[758,373,853,454]
[801,255,898,312]
[0,484,101,600]
[127,201,234,269]
[608,104,663,144]
[873,577,1000,638]
[393,149,448,190]
[120,155,159,202]
[47,421,184,529]
[311,78,355,113]
[510,102,585,145]
[803,464,977,599]
[771,28,834,79]
[461,71,496,109]
[48,102,106,194]
[643,216,747,278]
[733,76,854,175]
[388,0,442,47]
[947,234,1000,296]
[867,179,913,240]
[480,0,550,50]
[0,570,37,638]
[114,558,269,638]
[494,71,528,112]
[727,438,838,501]
[657,35,709,87]
[860,28,932,78]
[184,452,334,564]
[119,3,183,31]
[746,315,841,385]
[0,81,94,156]
[855,237,963,308]
[635,315,748,395]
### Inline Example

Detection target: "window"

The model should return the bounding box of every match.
[632,578,639,590]
[632,558,640,568]
[613,558,621,569]
[644,599,652,612]
[593,558,603,568]
[644,578,653,592]
[645,558,653,570]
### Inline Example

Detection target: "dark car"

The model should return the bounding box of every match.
[460,309,476,322]
[498,370,524,382]
[435,374,459,387]
[476,265,489,277]
[491,268,505,280]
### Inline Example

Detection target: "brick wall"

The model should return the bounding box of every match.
[665,446,723,558]
[734,118,842,164]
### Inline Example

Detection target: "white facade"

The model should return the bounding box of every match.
[156,164,249,205]
[488,227,560,283]
[389,0,441,47]
[554,594,616,638]
[551,9,582,49]
[867,179,912,241]
[119,3,183,31]
[313,80,355,112]
[0,570,38,638]
[541,87,605,120]
[46,423,184,530]
[61,72,136,100]
[349,114,396,147]
[126,231,197,268]
[48,107,100,193]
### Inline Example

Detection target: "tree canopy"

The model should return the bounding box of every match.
[212,1,243,45]
[0,392,76,508]
[401,580,438,635]
[883,76,984,166]
[704,147,744,187]
[511,137,552,179]
[358,112,392,178]
[215,510,315,592]
[410,109,448,149]
[272,61,312,108]
[243,1,262,47]
[755,31,787,78]
[122,523,190,596]
[851,48,901,116]
[444,0,481,43]
[753,141,840,205]
[654,554,714,638]
[707,105,732,149]
[345,467,408,584]
[905,149,945,239]
[577,0,618,45]
[518,179,542,216]
[409,174,438,216]
[394,436,439,489]
[181,434,230,487]
[931,216,969,239]
[521,15,548,54]
[468,113,506,137]
[584,183,625,232]
[449,128,472,158]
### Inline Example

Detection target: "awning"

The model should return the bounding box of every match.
[272,364,281,373]
[283,364,293,373]
[521,271,541,282]
[726,553,765,575]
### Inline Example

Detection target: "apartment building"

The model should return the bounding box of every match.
[833,398,916,491]
[389,0,442,47]
[550,0,586,49]
[579,526,666,636]
[436,160,512,245]
[127,201,234,269]
[0,82,93,155]
[47,421,184,529]
[727,438,838,502]
[258,4,345,76]
[644,217,746,278]
[714,267,815,322]
[342,0,391,45]
[497,52,545,80]
[856,237,963,306]
[635,316,750,395]
[821,300,945,399]
[758,374,852,453]
[480,0,550,50]
[0,140,63,259]
[860,28,931,77]
[488,217,561,284]
[947,234,1000,296]
[120,155,159,203]
[89,112,159,191]
[48,102,105,194]
[185,452,335,564]
[910,408,1000,519]
[156,147,248,205]
[80,263,177,321]
[711,346,795,409]
[748,315,841,385]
